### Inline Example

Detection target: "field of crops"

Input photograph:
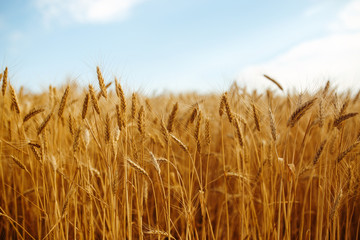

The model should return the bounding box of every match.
[1,67,360,239]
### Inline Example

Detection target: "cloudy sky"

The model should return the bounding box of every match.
[0,0,359,94]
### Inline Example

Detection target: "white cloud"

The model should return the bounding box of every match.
[331,0,360,31]
[34,0,145,24]
[339,1,360,30]
[239,33,360,92]
[239,0,360,93]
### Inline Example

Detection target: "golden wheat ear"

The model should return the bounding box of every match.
[287,98,317,127]
[263,74,283,91]
[88,84,100,115]
[96,66,107,99]
[2,67,8,96]
[58,85,70,118]
[9,84,20,114]
[167,102,178,133]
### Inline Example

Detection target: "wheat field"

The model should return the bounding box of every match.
[1,66,360,239]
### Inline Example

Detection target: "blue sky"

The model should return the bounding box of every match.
[1,0,360,94]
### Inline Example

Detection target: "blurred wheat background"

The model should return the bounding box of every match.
[1,66,360,239]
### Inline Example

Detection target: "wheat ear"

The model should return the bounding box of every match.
[2,67,7,96]
[313,140,327,165]
[268,108,277,141]
[252,103,260,131]
[37,112,53,135]
[167,102,178,133]
[9,84,20,114]
[234,118,244,147]
[137,106,145,135]
[333,113,358,128]
[96,66,107,99]
[337,141,359,163]
[131,93,137,120]
[263,74,283,91]
[287,98,317,127]
[10,155,27,171]
[58,86,69,118]
[221,92,233,123]
[23,108,44,123]
[88,84,100,115]
[127,157,150,180]
[115,78,127,112]
[81,93,89,120]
